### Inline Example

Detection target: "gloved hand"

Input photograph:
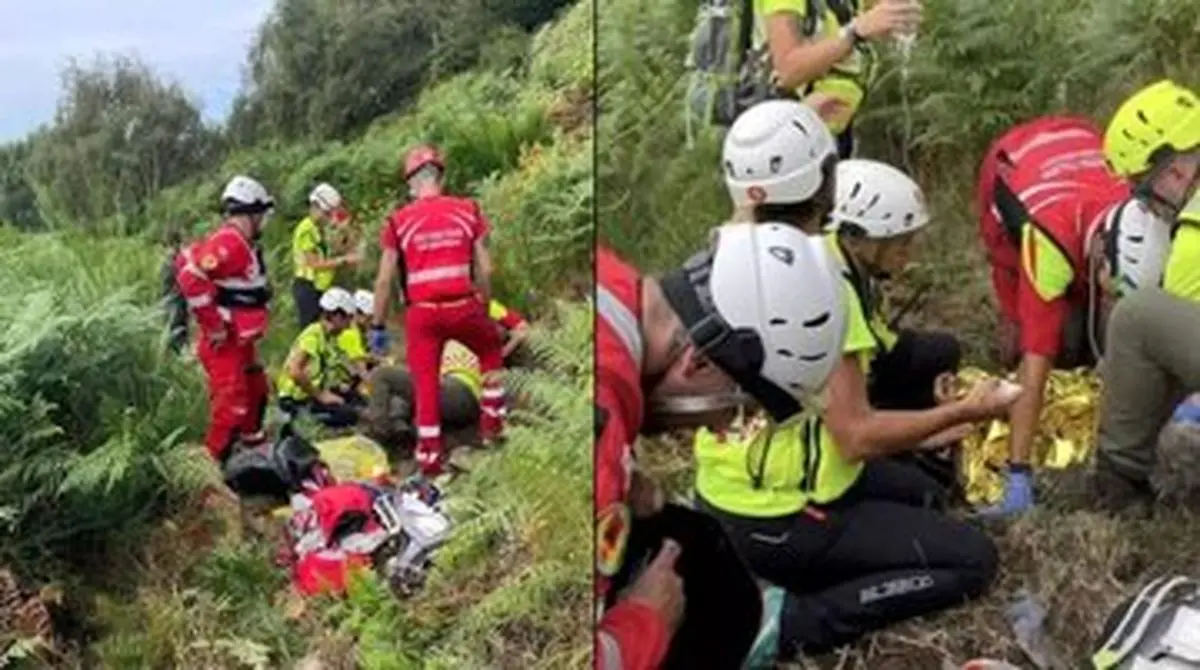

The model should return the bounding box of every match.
[974,465,1034,519]
[368,324,390,356]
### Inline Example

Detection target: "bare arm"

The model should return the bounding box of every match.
[823,353,972,461]
[373,248,398,326]
[287,351,320,398]
[764,13,855,91]
[1008,353,1052,466]
[302,250,346,271]
[473,238,492,302]
[502,323,529,358]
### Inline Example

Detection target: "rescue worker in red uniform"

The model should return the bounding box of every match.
[975,115,1171,517]
[596,221,849,669]
[369,145,506,477]
[175,175,275,464]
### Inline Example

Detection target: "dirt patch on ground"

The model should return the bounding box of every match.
[546,86,592,137]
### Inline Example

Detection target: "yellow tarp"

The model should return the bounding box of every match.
[958,366,1100,505]
[270,434,391,519]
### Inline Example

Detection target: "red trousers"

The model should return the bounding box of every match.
[197,336,269,461]
[405,298,505,475]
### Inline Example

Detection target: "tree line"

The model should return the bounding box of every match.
[0,0,571,232]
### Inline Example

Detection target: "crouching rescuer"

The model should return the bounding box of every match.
[369,144,507,477]
[277,287,365,428]
[176,175,275,464]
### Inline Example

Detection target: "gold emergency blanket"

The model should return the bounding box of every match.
[958,366,1100,505]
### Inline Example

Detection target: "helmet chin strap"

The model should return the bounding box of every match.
[641,391,756,435]
[648,391,754,415]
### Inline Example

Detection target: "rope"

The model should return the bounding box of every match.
[895,30,917,176]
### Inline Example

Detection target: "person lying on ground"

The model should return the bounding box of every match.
[596,221,849,670]
[369,144,507,478]
[1091,80,1200,513]
[277,287,366,429]
[359,301,530,455]
[750,0,920,160]
[359,364,482,459]
[175,175,276,465]
[292,183,360,328]
[974,113,1173,517]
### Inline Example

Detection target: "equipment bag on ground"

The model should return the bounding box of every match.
[1092,575,1200,668]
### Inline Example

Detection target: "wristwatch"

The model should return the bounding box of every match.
[840,20,864,47]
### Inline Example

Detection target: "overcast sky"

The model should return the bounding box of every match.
[0,0,274,142]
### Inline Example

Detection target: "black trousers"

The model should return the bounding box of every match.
[164,294,189,354]
[279,388,365,429]
[292,278,323,329]
[698,460,998,658]
[868,329,964,493]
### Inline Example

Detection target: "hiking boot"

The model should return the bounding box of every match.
[1091,464,1155,517]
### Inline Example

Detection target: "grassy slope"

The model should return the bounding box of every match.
[0,2,592,668]
[598,0,1200,666]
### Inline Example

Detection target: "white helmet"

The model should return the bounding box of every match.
[1104,197,1171,295]
[723,99,838,208]
[828,159,930,238]
[353,289,374,315]
[662,222,847,421]
[309,183,343,213]
[221,175,274,215]
[318,287,356,314]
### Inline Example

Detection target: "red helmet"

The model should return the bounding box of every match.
[403,145,444,180]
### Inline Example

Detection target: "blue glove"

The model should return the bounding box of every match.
[1173,395,1200,424]
[368,325,390,356]
[974,465,1034,519]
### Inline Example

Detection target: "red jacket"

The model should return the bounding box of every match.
[977,116,1129,357]
[595,247,669,670]
[175,223,271,342]
[379,195,490,304]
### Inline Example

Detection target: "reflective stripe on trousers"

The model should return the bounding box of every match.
[597,631,622,670]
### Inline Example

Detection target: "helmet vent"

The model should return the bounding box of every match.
[803,312,830,328]
[769,317,787,326]
[776,348,794,358]
[769,155,783,174]
[799,352,827,362]
[791,119,809,136]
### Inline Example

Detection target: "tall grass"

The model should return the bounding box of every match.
[0,231,208,582]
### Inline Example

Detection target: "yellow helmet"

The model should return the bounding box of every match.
[1104,80,1200,177]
